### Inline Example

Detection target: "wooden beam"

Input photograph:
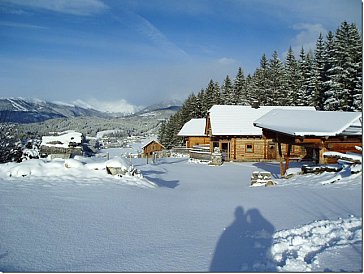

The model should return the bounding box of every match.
[278,142,284,177]
[285,144,292,173]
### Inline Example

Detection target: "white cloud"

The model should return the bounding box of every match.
[290,23,328,55]
[217,57,237,65]
[112,11,188,60]
[79,99,140,114]
[0,21,48,29]
[2,0,108,16]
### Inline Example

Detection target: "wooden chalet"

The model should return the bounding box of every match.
[254,109,362,175]
[205,105,316,162]
[142,140,165,157]
[177,118,210,148]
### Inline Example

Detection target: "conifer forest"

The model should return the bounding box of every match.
[158,22,362,148]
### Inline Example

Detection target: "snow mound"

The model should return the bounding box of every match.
[105,157,131,170]
[271,216,362,272]
[64,158,84,168]
[8,159,45,177]
[1,157,154,188]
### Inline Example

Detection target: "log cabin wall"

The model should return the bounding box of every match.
[234,137,266,161]
[209,137,306,162]
[320,139,362,164]
[143,141,164,156]
[186,136,211,148]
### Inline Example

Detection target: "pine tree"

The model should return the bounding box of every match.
[197,89,208,116]
[245,74,255,105]
[252,54,270,105]
[334,22,354,110]
[233,67,249,105]
[213,81,222,105]
[157,120,167,145]
[322,31,339,110]
[221,75,234,104]
[313,33,326,109]
[268,51,286,105]
[284,46,301,105]
[348,23,362,111]
[323,22,362,111]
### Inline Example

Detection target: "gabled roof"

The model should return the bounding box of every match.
[177,118,207,137]
[208,105,316,136]
[253,109,362,137]
[142,139,165,149]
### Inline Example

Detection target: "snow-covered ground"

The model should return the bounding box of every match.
[0,150,361,272]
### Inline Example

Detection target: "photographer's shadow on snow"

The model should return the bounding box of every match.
[209,206,276,272]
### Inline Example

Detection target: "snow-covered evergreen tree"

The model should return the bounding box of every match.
[313,33,326,109]
[322,31,339,110]
[233,67,249,105]
[323,22,362,111]
[221,75,234,104]
[268,51,287,105]
[252,54,270,105]
[284,46,301,105]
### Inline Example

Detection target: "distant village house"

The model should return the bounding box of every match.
[142,140,165,157]
[40,130,85,159]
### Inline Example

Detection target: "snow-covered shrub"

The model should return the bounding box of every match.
[21,139,41,161]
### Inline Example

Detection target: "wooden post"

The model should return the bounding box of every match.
[285,144,292,174]
[278,142,284,177]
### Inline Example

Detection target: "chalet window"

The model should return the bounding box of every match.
[246,144,254,153]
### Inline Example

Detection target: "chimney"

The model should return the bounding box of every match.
[251,100,260,109]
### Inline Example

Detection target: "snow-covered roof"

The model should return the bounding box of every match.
[177,118,207,137]
[208,105,316,136]
[253,109,362,137]
[142,139,165,149]
[41,131,83,148]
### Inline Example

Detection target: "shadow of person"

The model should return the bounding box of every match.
[209,207,276,272]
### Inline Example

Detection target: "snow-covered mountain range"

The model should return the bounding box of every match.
[0,97,181,123]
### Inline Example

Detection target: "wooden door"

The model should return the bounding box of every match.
[221,142,230,161]
[267,141,277,159]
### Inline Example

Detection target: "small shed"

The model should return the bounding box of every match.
[177,118,210,148]
[254,109,362,175]
[142,140,165,157]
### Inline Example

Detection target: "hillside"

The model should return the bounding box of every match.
[0,98,110,123]
[9,98,181,138]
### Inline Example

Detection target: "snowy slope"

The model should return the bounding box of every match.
[0,97,109,123]
[0,155,361,272]
[0,97,181,123]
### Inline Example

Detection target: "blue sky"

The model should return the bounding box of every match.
[0,0,362,111]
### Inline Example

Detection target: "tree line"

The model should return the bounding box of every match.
[159,21,362,148]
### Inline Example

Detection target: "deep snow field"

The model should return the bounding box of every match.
[0,149,362,272]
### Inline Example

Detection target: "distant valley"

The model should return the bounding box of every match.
[0,97,181,138]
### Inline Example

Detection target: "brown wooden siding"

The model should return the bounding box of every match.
[208,137,307,162]
[143,141,164,156]
[186,136,211,148]
[320,140,362,164]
